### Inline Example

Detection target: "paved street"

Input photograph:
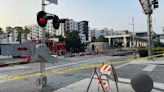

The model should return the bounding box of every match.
[0,54,129,92]
[0,55,164,92]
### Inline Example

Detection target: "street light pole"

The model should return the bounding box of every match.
[132,17,136,58]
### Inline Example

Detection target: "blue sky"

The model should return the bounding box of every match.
[0,0,164,34]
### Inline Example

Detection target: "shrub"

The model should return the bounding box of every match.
[138,47,164,57]
[138,48,148,57]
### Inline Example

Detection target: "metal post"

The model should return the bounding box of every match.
[132,17,136,58]
[39,0,47,89]
[147,13,153,59]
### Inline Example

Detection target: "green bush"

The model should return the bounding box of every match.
[138,48,148,57]
[154,47,164,57]
[138,47,164,57]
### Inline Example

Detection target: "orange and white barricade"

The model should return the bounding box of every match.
[100,63,112,75]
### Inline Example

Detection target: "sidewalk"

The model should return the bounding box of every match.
[53,56,164,92]
[130,56,164,65]
[53,78,162,92]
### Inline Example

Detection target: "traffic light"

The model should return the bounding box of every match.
[153,0,159,9]
[52,15,60,29]
[37,11,47,27]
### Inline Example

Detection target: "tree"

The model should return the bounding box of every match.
[65,30,82,52]
[45,31,51,38]
[6,26,12,34]
[91,37,97,42]
[97,35,108,42]
[23,28,31,40]
[0,27,4,34]
[15,26,23,43]
[56,35,65,42]
[5,27,12,42]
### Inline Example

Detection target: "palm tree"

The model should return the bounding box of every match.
[15,26,23,43]
[6,26,12,34]
[0,27,4,34]
[5,27,12,42]
[23,28,31,40]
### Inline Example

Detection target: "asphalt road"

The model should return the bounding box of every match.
[0,54,130,92]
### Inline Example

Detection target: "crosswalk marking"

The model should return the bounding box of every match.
[142,65,157,71]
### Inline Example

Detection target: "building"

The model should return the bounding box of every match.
[78,21,89,41]
[89,28,114,41]
[25,19,89,44]
[105,30,161,48]
[25,20,55,39]
[56,19,89,43]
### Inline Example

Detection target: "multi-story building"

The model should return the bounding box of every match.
[89,28,114,41]
[25,19,89,44]
[25,20,55,39]
[78,21,89,41]
[56,19,89,43]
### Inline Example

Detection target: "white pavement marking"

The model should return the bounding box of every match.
[115,63,130,69]
[0,66,28,71]
[142,65,157,71]
[0,73,9,83]
[0,73,8,78]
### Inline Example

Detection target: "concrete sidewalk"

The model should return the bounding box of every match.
[53,78,162,92]
[53,56,164,92]
[130,57,164,65]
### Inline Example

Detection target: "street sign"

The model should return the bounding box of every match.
[36,44,57,63]
[46,0,57,4]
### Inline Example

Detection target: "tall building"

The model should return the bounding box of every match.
[78,21,89,41]
[55,19,89,44]
[89,28,114,40]
[25,18,89,44]
[25,20,55,39]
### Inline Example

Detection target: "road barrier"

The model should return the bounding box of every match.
[0,52,163,83]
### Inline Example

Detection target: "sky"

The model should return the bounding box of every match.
[0,0,164,34]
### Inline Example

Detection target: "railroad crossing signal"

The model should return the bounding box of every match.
[37,11,47,27]
[52,15,60,29]
[153,0,159,9]
[37,11,62,29]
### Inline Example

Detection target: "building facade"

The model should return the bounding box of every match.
[25,19,89,44]
[78,21,89,41]
[25,20,56,39]
[89,28,114,41]
[105,30,161,48]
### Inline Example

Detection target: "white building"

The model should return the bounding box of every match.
[55,19,89,44]
[25,20,55,39]
[79,33,87,44]
[89,28,114,40]
[25,19,89,44]
[9,28,17,42]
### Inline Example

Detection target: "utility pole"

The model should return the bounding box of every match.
[132,17,136,58]
[139,0,159,59]
[147,12,153,59]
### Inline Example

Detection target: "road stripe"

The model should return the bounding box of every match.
[142,65,157,71]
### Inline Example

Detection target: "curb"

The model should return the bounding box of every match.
[0,56,31,67]
[69,52,93,57]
